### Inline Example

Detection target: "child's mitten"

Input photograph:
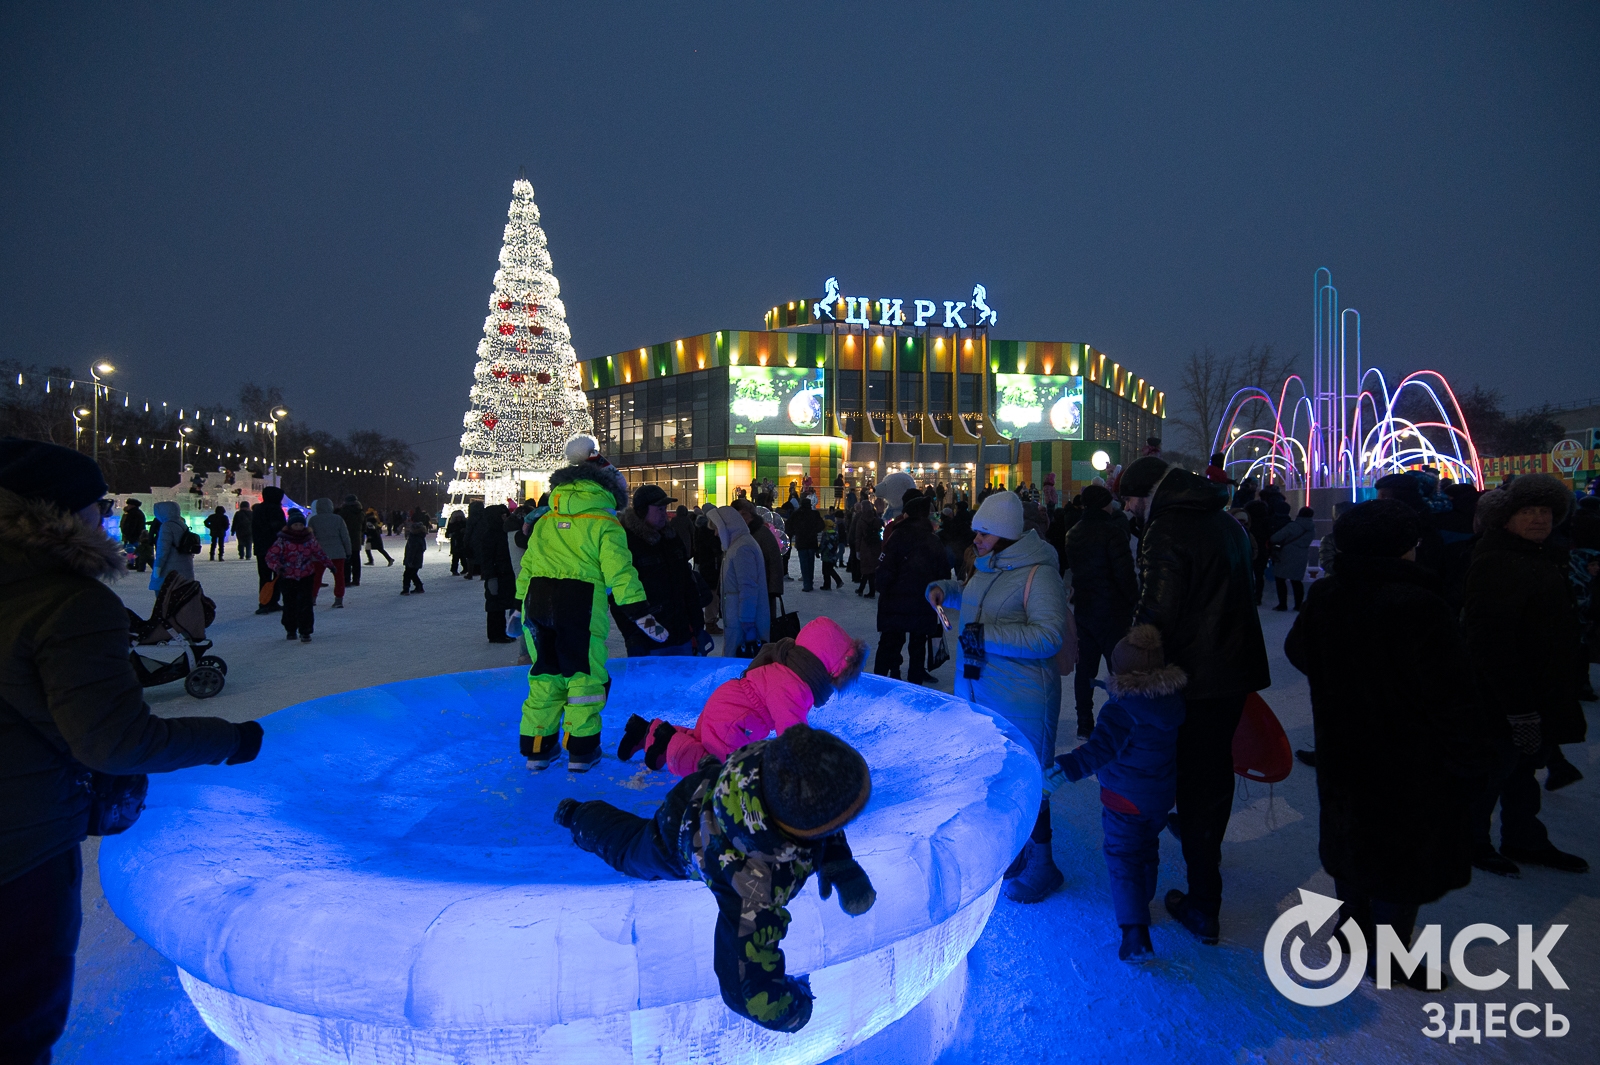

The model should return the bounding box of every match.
[817,857,877,916]
[635,613,670,643]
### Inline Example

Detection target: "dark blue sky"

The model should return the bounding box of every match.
[3,2,1595,472]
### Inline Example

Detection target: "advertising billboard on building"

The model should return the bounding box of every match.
[728,366,826,442]
[991,374,1085,441]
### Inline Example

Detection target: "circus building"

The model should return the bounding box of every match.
[578,278,1166,506]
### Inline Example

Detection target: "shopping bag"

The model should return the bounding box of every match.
[770,596,802,642]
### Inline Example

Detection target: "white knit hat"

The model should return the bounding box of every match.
[563,434,600,464]
[971,491,1024,540]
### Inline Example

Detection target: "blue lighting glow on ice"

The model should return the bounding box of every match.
[100,658,1040,1065]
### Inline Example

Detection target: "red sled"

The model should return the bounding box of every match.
[1232,692,1292,783]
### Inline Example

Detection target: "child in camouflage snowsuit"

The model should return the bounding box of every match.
[556,724,875,1032]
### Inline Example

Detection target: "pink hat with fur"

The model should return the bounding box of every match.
[796,617,867,685]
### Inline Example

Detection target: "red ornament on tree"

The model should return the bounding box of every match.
[508,372,526,385]
[536,372,552,384]
[482,416,499,430]
[490,366,508,379]
[498,323,515,335]
[552,418,564,428]
[524,303,538,314]
[531,326,545,336]
[498,301,511,310]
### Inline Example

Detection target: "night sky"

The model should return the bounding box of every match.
[3,2,1595,474]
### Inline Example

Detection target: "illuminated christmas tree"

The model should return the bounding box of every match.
[450,173,592,500]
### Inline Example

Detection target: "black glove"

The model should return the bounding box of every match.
[958,621,986,660]
[818,857,877,916]
[1506,712,1542,756]
[763,975,815,1033]
[227,721,264,765]
[486,577,499,595]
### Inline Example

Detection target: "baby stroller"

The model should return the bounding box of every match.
[128,573,227,698]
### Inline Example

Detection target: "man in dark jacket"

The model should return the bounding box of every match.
[1065,484,1138,738]
[610,485,701,655]
[118,499,146,555]
[335,494,365,586]
[0,439,264,1064]
[1462,474,1588,876]
[251,485,287,613]
[230,500,253,560]
[1119,456,1270,943]
[463,499,485,578]
[692,509,724,635]
[787,495,826,592]
[1286,500,1493,985]
[479,505,518,643]
[872,491,951,683]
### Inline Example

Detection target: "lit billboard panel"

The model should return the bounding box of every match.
[728,366,825,441]
[991,374,1085,441]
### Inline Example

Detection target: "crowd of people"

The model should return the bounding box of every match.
[2,428,1596,1056]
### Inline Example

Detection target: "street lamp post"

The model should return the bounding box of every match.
[179,425,196,481]
[89,361,114,463]
[303,447,316,502]
[384,461,394,513]
[269,407,289,474]
[73,407,92,451]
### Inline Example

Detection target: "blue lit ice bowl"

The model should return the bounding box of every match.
[101,658,1040,1065]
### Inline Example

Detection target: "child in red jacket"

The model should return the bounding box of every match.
[617,617,867,777]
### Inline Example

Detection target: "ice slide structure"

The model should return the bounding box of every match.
[100,658,1041,1065]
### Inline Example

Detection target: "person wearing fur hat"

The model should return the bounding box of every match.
[0,439,265,1064]
[1286,500,1495,986]
[1054,624,1187,961]
[873,489,951,683]
[1462,473,1589,876]
[556,724,875,1033]
[618,617,868,775]
[515,448,669,772]
[1065,483,1138,739]
[1116,455,1269,944]
[264,508,332,642]
[926,489,1072,903]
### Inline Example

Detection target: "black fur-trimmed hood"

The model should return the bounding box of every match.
[1474,473,1572,532]
[1105,663,1188,699]
[0,487,126,582]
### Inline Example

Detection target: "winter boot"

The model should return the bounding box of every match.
[333,596,344,608]
[1164,890,1220,944]
[523,733,561,772]
[1076,710,1095,739]
[617,714,651,762]
[1470,847,1521,878]
[554,798,580,829]
[644,723,677,771]
[1002,840,1063,903]
[1545,749,1584,791]
[1003,849,1029,879]
[1118,924,1155,962]
[565,733,602,773]
[1499,843,1588,873]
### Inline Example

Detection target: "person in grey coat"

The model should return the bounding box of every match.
[710,505,769,656]
[927,490,1071,904]
[308,498,353,607]
[149,499,194,593]
[1269,506,1317,611]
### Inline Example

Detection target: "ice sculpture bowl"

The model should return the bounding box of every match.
[101,658,1042,1065]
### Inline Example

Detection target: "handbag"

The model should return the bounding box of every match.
[82,772,148,836]
[178,529,203,555]
[926,634,950,672]
[258,575,277,606]
[770,595,801,641]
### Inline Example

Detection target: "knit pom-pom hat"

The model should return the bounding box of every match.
[1105,624,1187,699]
[563,434,600,465]
[761,725,871,840]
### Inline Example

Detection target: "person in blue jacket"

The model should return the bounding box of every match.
[1053,623,1186,961]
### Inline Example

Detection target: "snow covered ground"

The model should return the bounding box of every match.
[61,535,1599,1064]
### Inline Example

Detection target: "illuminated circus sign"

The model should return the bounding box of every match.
[812,277,998,329]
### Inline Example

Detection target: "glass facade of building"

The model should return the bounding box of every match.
[580,312,1163,506]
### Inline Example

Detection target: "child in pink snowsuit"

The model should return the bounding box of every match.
[617,616,867,777]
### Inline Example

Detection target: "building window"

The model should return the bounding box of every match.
[958,374,980,414]
[867,371,890,412]
[836,371,861,410]
[928,376,951,413]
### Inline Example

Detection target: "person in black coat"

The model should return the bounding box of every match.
[1462,474,1589,876]
[1064,484,1138,738]
[335,495,365,586]
[692,510,724,635]
[1118,458,1270,944]
[1285,500,1494,985]
[251,485,287,613]
[230,501,253,560]
[787,495,826,592]
[872,491,951,684]
[478,504,517,643]
[444,509,468,575]
[463,499,485,579]
[609,485,702,655]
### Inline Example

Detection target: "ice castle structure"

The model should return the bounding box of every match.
[100,658,1041,1065]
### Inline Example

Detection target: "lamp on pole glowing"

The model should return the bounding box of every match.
[89,362,114,463]
[269,407,289,471]
[303,447,316,501]
[178,425,196,477]
[73,407,92,451]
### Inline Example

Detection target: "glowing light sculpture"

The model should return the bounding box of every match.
[100,658,1040,1065]
[1212,268,1483,497]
